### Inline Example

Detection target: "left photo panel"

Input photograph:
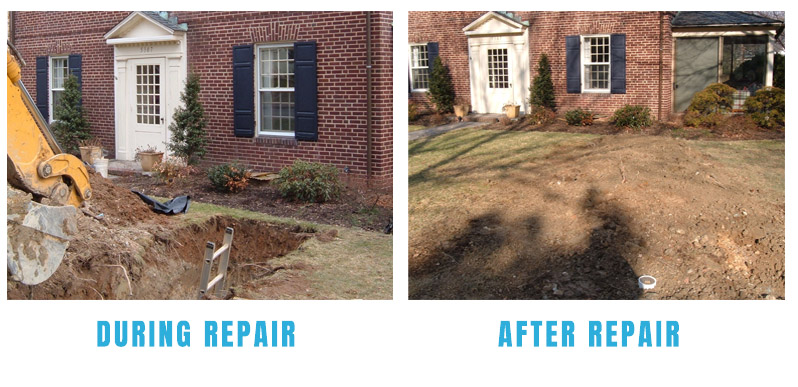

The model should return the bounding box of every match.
[7,11,393,300]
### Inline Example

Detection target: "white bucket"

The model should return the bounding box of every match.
[93,158,109,178]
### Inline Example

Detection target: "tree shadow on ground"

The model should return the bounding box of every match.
[409,187,642,300]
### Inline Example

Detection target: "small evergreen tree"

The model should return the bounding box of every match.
[529,54,555,109]
[427,57,455,114]
[167,72,207,164]
[51,75,91,155]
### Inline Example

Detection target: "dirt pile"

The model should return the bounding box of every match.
[410,135,784,300]
[85,171,161,226]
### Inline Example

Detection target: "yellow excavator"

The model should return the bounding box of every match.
[7,42,92,285]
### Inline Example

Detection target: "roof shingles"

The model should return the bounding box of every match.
[672,11,782,27]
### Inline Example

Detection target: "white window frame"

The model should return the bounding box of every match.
[409,44,430,92]
[255,43,295,137]
[580,34,611,94]
[49,56,69,123]
[487,47,510,89]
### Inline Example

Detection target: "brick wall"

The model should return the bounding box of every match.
[409,11,674,120]
[12,11,393,186]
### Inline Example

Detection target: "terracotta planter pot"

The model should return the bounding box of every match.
[454,104,470,118]
[504,105,521,119]
[79,146,102,164]
[138,152,164,172]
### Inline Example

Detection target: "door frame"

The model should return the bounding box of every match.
[464,13,529,114]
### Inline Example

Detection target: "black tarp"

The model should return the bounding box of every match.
[132,191,191,215]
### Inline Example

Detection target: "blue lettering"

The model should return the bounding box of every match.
[282,321,295,347]
[562,321,575,347]
[132,321,145,347]
[114,321,128,347]
[237,321,251,347]
[222,321,233,347]
[498,321,512,347]
[621,321,634,347]
[666,321,679,347]
[177,321,190,347]
[516,321,527,347]
[255,321,268,347]
[589,321,601,347]
[639,321,652,347]
[530,321,542,347]
[160,321,172,347]
[546,321,557,347]
[606,321,617,347]
[97,321,110,347]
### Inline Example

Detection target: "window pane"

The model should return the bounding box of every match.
[488,48,509,89]
[257,47,295,132]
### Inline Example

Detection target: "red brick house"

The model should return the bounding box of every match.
[10,11,393,186]
[408,11,782,120]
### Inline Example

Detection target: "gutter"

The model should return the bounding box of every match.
[366,11,373,184]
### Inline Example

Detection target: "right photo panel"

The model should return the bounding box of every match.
[408,11,784,300]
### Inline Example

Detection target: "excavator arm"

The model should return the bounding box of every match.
[7,45,92,285]
[7,48,92,206]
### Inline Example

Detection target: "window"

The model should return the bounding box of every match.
[49,56,68,122]
[582,35,610,92]
[487,48,509,89]
[257,44,295,135]
[409,44,430,91]
[135,64,161,125]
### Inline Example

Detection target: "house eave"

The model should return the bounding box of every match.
[462,11,526,34]
[103,11,176,40]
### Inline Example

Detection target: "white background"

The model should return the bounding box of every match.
[2,1,795,385]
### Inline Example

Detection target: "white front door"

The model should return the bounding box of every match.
[483,45,515,113]
[469,41,528,114]
[128,58,167,156]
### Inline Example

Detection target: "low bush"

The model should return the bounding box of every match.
[744,87,785,129]
[683,83,736,127]
[152,156,197,185]
[564,108,595,126]
[611,105,652,129]
[499,115,512,126]
[408,101,420,122]
[528,106,556,125]
[207,161,251,193]
[276,160,342,203]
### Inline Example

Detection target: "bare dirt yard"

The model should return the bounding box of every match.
[7,171,392,300]
[409,128,784,300]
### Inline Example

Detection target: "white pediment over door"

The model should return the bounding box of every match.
[104,12,186,45]
[463,12,527,36]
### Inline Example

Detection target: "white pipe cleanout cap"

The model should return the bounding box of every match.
[638,275,657,290]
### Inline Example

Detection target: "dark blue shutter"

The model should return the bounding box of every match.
[68,54,82,90]
[426,42,439,71]
[610,34,626,94]
[36,56,49,121]
[294,41,318,141]
[232,45,254,138]
[566,36,581,93]
[68,54,83,106]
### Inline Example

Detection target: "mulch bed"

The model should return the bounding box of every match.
[112,172,392,232]
[484,114,784,141]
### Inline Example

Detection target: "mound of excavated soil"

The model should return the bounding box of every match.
[410,135,784,300]
[85,171,162,226]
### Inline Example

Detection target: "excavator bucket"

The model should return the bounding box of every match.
[7,186,78,285]
[7,44,89,285]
